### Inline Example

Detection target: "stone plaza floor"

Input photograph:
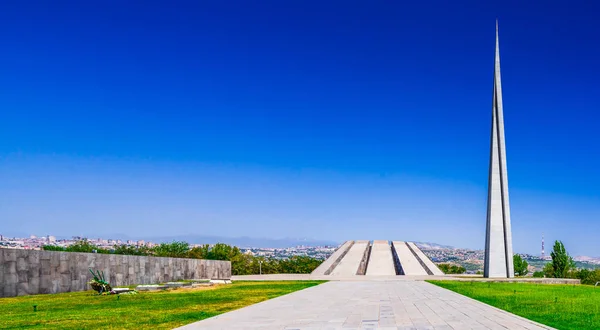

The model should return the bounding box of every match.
[177,280,553,329]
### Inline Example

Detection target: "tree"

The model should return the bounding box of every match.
[112,244,152,256]
[513,254,529,276]
[549,240,575,278]
[279,256,322,273]
[153,241,190,258]
[187,245,209,259]
[66,239,109,253]
[42,245,66,251]
[543,262,554,278]
[570,268,600,285]
[437,263,466,274]
[206,243,239,260]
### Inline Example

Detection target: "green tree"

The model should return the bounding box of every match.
[42,245,66,251]
[187,245,209,259]
[437,263,466,274]
[112,244,152,256]
[231,253,255,275]
[543,262,554,278]
[278,256,322,273]
[153,241,190,258]
[532,271,544,278]
[570,268,600,285]
[513,254,529,276]
[66,240,109,253]
[205,243,239,260]
[549,240,575,278]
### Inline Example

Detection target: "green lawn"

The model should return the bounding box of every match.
[0,281,324,329]
[429,280,600,330]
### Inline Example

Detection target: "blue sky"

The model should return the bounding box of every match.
[1,1,599,255]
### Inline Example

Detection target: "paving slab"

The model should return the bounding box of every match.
[177,281,553,330]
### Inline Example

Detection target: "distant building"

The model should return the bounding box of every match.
[47,235,56,242]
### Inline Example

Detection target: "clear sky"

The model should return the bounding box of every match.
[1,1,599,255]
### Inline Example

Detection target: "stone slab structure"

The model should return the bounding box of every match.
[485,22,515,278]
[313,240,443,277]
[310,240,353,276]
[329,240,369,276]
[0,248,231,297]
[365,240,395,275]
[392,241,428,275]
[407,242,444,275]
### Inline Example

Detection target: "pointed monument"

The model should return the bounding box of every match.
[484,21,514,278]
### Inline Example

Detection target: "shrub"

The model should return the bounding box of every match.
[42,245,66,251]
[112,244,152,256]
[570,268,600,285]
[153,241,190,258]
[66,240,109,254]
[438,263,466,274]
[88,269,112,294]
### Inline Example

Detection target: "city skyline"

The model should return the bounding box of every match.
[1,2,599,256]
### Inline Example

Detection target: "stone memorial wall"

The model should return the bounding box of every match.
[0,248,231,297]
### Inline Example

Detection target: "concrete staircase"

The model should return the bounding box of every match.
[312,240,444,277]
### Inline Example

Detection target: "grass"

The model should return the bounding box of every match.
[428,280,600,330]
[0,281,324,329]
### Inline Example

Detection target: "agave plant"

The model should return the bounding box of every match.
[88,268,112,294]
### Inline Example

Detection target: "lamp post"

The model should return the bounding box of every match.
[259,260,263,275]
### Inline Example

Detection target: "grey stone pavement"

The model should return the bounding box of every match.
[177,281,553,330]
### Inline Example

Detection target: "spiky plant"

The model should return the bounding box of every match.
[88,269,112,294]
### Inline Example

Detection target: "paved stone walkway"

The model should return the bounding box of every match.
[178,281,552,329]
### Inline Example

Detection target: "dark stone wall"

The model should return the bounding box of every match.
[0,249,231,297]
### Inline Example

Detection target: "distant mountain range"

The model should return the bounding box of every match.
[140,235,340,248]
[574,255,600,264]
[414,242,457,250]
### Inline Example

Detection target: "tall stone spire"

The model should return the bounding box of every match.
[484,21,514,278]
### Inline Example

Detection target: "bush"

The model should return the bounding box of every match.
[570,268,600,285]
[66,240,109,254]
[532,271,544,278]
[42,245,66,251]
[112,244,152,256]
[438,263,466,274]
[153,241,190,258]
